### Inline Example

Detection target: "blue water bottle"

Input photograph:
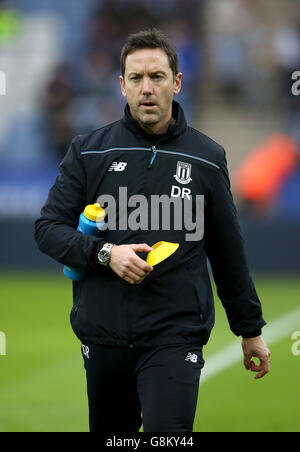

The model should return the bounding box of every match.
[63,203,105,281]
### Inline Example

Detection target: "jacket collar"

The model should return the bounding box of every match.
[121,100,187,143]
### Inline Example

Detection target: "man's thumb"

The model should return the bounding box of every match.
[243,354,252,370]
[130,243,153,253]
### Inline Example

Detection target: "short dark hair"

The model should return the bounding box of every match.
[120,28,179,78]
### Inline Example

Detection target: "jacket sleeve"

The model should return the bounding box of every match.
[34,136,105,270]
[204,151,266,338]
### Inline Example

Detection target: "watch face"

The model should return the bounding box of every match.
[99,250,109,263]
[100,250,108,259]
[98,244,113,266]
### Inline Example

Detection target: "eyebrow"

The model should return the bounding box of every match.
[127,70,167,77]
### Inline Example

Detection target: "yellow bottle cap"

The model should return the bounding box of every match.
[83,203,105,222]
[146,241,179,267]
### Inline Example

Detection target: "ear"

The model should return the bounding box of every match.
[173,72,182,95]
[120,75,127,98]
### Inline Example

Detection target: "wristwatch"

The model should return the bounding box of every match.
[97,243,114,266]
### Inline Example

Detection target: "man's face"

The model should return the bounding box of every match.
[120,48,182,134]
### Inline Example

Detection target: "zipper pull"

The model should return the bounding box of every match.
[148,146,157,169]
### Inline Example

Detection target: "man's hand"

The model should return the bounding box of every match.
[109,243,153,285]
[242,336,270,379]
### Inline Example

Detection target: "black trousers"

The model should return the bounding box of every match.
[81,343,204,432]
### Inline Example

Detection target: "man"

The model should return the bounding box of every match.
[35,28,270,432]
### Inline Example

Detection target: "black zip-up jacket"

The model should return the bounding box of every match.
[35,101,266,347]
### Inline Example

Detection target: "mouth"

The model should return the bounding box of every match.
[140,101,157,110]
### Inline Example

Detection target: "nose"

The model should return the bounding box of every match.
[141,77,153,95]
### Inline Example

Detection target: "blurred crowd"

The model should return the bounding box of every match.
[42,0,204,163]
[204,0,300,219]
[0,0,299,218]
[206,0,300,104]
[0,0,203,166]
[205,0,300,140]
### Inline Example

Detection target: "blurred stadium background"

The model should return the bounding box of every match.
[0,0,299,432]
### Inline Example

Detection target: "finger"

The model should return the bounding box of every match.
[243,354,252,370]
[250,359,270,379]
[130,264,146,278]
[130,243,154,254]
[120,255,153,280]
[249,360,262,372]
[130,255,153,274]
[123,275,135,285]
[254,366,269,379]
[131,262,152,278]
[122,269,146,285]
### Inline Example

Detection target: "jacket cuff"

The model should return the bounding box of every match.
[242,329,262,339]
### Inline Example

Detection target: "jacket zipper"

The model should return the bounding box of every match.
[148,145,157,169]
[148,133,167,169]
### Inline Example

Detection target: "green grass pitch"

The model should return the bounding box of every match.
[0,271,299,432]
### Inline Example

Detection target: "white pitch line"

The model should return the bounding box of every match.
[200,306,300,383]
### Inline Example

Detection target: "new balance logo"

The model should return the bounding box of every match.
[108,161,127,172]
[185,352,198,363]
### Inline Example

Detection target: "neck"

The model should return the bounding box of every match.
[129,104,175,135]
[137,116,175,135]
